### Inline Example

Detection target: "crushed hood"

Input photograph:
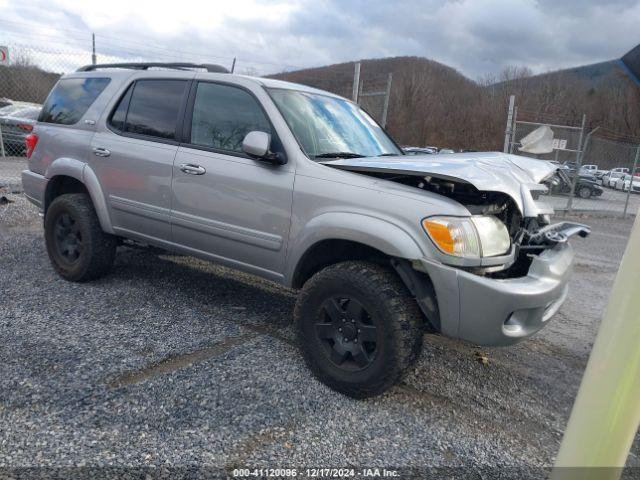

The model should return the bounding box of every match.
[320,151,557,217]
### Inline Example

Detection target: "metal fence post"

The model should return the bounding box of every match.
[508,106,518,154]
[352,62,361,102]
[622,145,640,218]
[576,114,586,166]
[381,73,392,128]
[91,33,96,65]
[503,95,515,153]
[0,125,5,158]
[566,122,594,216]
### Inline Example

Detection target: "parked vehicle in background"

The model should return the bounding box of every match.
[602,171,626,188]
[614,174,640,192]
[622,174,640,193]
[596,166,629,184]
[21,63,590,398]
[562,162,601,176]
[0,106,42,155]
[438,148,455,154]
[403,146,437,155]
[546,169,603,199]
[610,167,630,175]
[0,101,41,117]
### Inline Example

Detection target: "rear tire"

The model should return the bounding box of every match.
[294,261,423,398]
[44,193,117,282]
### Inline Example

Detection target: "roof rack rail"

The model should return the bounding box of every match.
[76,62,230,73]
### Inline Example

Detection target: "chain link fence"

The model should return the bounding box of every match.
[355,71,392,128]
[0,43,394,158]
[506,106,640,218]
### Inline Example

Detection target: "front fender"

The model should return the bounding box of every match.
[284,211,425,286]
[45,158,114,234]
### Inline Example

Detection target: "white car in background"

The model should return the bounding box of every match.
[614,174,640,193]
[611,167,630,174]
[602,171,626,188]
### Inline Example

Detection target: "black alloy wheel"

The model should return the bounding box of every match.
[52,212,83,266]
[314,296,379,370]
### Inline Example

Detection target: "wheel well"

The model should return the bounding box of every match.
[292,239,390,289]
[45,176,89,213]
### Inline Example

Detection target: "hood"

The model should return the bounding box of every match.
[320,151,557,217]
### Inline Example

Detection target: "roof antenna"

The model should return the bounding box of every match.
[231,57,236,73]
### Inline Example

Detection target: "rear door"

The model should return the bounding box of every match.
[171,80,294,281]
[91,77,190,245]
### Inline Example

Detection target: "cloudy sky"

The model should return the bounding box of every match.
[0,0,638,78]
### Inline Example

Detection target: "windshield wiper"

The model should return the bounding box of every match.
[377,153,399,157]
[314,152,366,159]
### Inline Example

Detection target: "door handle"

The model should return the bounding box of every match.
[92,147,111,157]
[179,163,206,175]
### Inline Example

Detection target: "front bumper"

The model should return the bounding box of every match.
[417,243,575,346]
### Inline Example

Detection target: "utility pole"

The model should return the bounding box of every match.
[503,95,515,153]
[381,73,393,129]
[91,33,96,65]
[352,62,361,103]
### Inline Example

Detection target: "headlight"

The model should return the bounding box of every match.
[422,215,510,258]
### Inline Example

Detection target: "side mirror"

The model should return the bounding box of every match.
[242,131,286,165]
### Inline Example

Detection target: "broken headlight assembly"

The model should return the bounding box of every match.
[422,215,511,259]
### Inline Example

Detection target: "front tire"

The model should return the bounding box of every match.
[294,261,423,398]
[578,186,592,199]
[44,193,117,282]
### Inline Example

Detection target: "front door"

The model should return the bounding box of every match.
[171,81,294,281]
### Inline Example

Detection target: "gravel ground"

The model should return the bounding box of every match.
[0,194,638,478]
[0,157,25,193]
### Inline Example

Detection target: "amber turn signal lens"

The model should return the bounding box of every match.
[422,219,455,254]
[421,216,482,258]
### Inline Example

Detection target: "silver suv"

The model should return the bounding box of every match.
[22,63,589,398]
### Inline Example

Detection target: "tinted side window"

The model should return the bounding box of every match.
[124,80,187,140]
[39,78,110,125]
[190,82,271,153]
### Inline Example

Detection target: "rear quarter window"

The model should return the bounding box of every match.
[39,77,110,125]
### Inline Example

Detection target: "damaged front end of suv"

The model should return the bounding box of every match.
[321,151,590,346]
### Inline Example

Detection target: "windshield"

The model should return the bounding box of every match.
[268,88,401,159]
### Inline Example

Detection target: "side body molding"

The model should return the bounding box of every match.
[45,158,114,234]
[284,212,425,287]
